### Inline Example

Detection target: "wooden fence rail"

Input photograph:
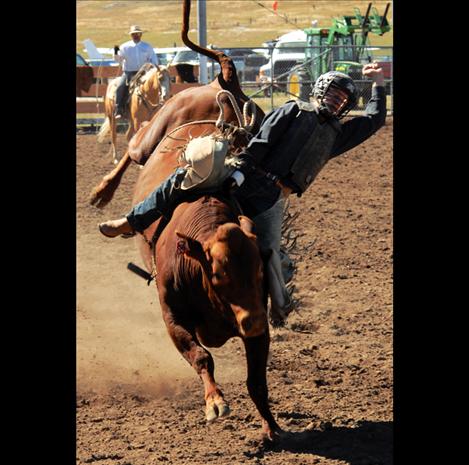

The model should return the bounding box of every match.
[76,65,201,114]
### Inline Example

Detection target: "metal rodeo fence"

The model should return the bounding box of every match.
[214,45,393,114]
[76,44,393,131]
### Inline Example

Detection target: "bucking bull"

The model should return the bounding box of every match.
[89,0,264,209]
[135,121,281,441]
[92,0,286,441]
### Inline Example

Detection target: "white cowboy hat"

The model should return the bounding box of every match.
[179,136,232,191]
[128,25,144,35]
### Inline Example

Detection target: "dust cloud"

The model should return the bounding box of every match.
[77,233,194,397]
[77,233,247,398]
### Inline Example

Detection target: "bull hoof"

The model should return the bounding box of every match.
[261,422,284,444]
[218,402,231,418]
[89,187,112,209]
[89,174,118,208]
[206,406,218,422]
[205,398,230,422]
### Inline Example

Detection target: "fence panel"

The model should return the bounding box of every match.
[76,65,202,120]
[78,84,109,98]
[77,45,392,128]
[232,45,393,114]
[90,66,122,80]
[76,99,105,114]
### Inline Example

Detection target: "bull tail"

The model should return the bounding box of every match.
[182,0,240,89]
[89,151,132,208]
[97,116,110,144]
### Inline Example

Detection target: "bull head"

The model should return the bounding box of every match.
[175,225,267,338]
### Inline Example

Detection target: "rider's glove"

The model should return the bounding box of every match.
[235,151,257,177]
[222,170,245,193]
[230,170,245,187]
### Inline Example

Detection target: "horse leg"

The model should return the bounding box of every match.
[89,150,131,208]
[110,113,118,165]
[125,124,134,144]
[161,304,230,422]
[243,332,282,441]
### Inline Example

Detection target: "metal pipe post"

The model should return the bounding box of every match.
[197,0,208,84]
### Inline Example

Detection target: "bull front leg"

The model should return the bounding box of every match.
[161,305,230,422]
[243,332,282,441]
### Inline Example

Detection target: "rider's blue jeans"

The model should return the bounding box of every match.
[115,71,137,112]
[126,167,188,232]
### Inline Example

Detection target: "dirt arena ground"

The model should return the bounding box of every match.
[76,118,393,465]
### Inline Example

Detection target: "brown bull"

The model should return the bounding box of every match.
[89,0,264,208]
[97,65,171,165]
[133,122,282,441]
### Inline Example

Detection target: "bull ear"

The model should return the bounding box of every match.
[238,215,256,235]
[175,231,213,279]
[175,231,206,262]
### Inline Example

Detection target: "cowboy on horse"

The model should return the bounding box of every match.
[113,25,159,119]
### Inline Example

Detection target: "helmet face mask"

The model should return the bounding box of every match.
[321,86,351,117]
[312,71,358,119]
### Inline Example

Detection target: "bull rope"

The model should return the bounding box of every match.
[155,90,257,152]
[215,90,257,137]
[138,90,257,286]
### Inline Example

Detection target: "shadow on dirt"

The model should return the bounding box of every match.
[260,420,393,465]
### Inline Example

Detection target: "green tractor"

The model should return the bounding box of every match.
[289,2,391,103]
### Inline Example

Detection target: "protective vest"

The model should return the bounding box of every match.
[262,100,341,194]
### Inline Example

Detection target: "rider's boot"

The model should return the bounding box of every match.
[99,217,134,238]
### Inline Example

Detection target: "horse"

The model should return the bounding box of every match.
[97,64,171,165]
[132,121,282,442]
[89,0,264,208]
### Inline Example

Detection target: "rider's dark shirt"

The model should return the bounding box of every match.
[234,85,387,217]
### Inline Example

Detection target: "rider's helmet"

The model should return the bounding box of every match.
[312,71,358,119]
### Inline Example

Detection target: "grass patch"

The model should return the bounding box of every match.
[77,0,392,51]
